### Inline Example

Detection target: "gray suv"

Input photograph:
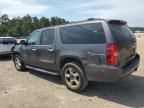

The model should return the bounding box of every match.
[12,19,140,92]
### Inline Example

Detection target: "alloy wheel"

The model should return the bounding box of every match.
[14,55,22,70]
[64,67,80,88]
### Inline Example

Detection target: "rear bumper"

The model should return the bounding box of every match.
[85,54,140,82]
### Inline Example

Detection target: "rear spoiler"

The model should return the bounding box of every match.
[108,20,127,25]
[86,18,127,25]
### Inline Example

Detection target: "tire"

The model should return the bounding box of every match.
[13,54,25,71]
[62,62,88,92]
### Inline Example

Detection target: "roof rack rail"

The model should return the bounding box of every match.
[87,18,105,21]
[69,18,105,24]
[41,18,105,28]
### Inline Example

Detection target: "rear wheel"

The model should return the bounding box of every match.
[13,54,25,71]
[62,62,88,92]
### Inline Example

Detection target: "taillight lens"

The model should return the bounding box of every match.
[106,44,118,65]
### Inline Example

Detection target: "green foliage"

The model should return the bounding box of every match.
[0,14,69,37]
[1,14,143,37]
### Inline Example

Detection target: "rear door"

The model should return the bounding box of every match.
[108,22,136,67]
[36,29,57,71]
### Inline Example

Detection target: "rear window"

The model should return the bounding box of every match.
[60,23,106,44]
[109,24,135,42]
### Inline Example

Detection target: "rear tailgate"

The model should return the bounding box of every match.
[108,21,136,67]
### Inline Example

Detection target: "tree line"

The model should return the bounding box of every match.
[130,27,144,33]
[0,14,144,37]
[0,14,69,37]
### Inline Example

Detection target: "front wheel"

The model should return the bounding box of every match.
[13,54,25,71]
[62,62,88,92]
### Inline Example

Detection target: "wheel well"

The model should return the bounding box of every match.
[60,57,83,70]
[12,52,20,60]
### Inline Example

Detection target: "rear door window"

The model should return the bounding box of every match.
[109,24,135,42]
[60,23,106,44]
[40,29,55,45]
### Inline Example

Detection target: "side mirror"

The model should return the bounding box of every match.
[19,40,26,45]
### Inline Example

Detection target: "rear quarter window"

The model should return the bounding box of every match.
[109,24,135,42]
[60,23,106,44]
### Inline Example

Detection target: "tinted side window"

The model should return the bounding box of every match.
[27,31,41,45]
[0,38,16,44]
[60,23,106,44]
[8,38,17,44]
[41,29,55,45]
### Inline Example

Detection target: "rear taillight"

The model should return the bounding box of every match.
[106,44,118,66]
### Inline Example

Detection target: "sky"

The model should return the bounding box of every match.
[0,0,144,26]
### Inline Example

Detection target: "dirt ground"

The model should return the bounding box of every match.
[0,33,144,108]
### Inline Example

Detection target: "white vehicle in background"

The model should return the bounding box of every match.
[0,37,17,56]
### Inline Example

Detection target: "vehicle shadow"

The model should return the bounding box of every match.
[80,75,144,107]
[0,55,12,61]
[29,70,63,85]
[27,70,144,107]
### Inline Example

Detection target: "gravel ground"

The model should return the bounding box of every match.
[0,34,144,108]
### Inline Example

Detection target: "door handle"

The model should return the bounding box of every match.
[31,48,37,51]
[47,48,54,52]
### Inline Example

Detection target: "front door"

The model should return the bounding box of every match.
[22,31,41,66]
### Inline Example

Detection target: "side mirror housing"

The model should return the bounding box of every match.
[19,40,26,45]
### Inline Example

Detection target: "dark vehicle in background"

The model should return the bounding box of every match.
[12,19,140,92]
[0,37,17,56]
